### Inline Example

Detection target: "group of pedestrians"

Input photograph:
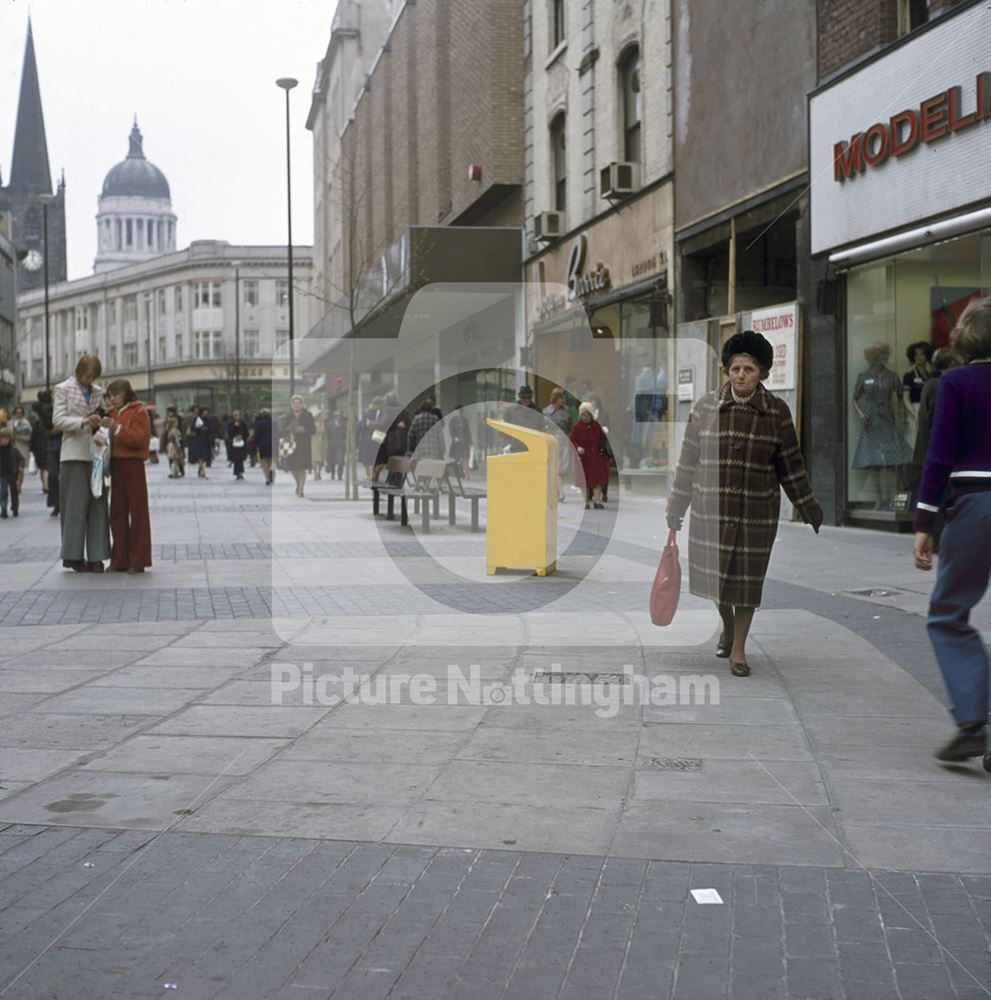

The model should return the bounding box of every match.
[53,355,151,574]
[0,395,61,518]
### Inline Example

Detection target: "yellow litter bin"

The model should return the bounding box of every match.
[485,417,558,576]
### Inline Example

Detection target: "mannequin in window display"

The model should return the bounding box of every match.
[630,353,669,469]
[901,340,934,450]
[852,341,913,510]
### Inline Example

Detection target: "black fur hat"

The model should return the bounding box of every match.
[721,330,774,373]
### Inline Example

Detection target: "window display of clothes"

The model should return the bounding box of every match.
[852,344,913,510]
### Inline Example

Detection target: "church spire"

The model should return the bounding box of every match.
[9,17,53,194]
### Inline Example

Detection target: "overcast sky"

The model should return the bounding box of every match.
[0,0,336,280]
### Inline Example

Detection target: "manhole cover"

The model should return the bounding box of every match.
[645,757,703,771]
[532,671,632,685]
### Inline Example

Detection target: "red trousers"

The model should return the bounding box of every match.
[110,459,152,570]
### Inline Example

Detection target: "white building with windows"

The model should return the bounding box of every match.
[523,0,676,492]
[94,120,178,274]
[16,241,313,414]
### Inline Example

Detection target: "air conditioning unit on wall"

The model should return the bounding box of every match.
[600,162,641,200]
[534,211,566,242]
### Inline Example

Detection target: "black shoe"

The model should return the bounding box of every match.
[63,560,88,572]
[730,661,750,677]
[88,561,105,574]
[51,508,59,517]
[11,510,17,517]
[716,637,732,658]
[936,725,986,762]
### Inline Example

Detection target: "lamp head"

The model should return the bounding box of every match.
[275,78,298,91]
[37,194,54,206]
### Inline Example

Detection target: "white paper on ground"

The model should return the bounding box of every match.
[690,888,724,905]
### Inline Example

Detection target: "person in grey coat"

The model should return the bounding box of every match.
[53,354,110,572]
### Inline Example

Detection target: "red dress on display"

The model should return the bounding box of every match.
[569,418,609,488]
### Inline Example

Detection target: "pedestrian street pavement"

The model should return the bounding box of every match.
[0,460,990,999]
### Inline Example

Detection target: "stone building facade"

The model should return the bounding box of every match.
[305,0,526,422]
[16,241,312,415]
[522,0,675,491]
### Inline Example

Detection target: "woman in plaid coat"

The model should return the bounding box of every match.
[667,331,823,677]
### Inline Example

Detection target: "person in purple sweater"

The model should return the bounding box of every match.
[914,296,991,763]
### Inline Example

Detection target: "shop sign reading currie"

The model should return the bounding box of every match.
[538,234,611,319]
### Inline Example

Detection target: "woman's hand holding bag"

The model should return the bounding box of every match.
[649,528,682,627]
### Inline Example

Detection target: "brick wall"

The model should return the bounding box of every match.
[818,0,970,80]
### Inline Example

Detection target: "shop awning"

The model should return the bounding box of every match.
[302,226,522,374]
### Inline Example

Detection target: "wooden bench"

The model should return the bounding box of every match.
[443,462,486,533]
[405,459,448,533]
[368,456,411,521]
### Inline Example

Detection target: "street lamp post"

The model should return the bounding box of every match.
[37,193,53,394]
[276,76,298,398]
[233,262,241,412]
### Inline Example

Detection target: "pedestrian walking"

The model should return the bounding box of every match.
[666,331,823,677]
[358,397,384,480]
[282,394,315,497]
[327,412,346,479]
[227,410,249,480]
[913,296,991,763]
[570,402,609,509]
[104,379,152,574]
[543,388,572,502]
[190,406,213,478]
[407,397,444,460]
[0,427,23,518]
[250,410,275,485]
[373,391,408,478]
[38,390,61,516]
[29,397,49,493]
[311,407,326,481]
[9,406,32,496]
[448,404,473,479]
[53,354,111,573]
[165,416,185,478]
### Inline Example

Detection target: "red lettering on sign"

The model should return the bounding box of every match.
[920,91,949,142]
[947,85,978,131]
[833,135,865,182]
[863,123,889,166]
[889,109,919,156]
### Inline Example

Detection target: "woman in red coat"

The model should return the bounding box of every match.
[104,380,152,573]
[569,402,609,509]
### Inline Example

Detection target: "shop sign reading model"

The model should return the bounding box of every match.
[833,71,991,182]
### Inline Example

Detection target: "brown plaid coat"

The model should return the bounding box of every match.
[668,381,823,608]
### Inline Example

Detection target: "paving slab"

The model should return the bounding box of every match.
[147,705,331,739]
[76,736,290,776]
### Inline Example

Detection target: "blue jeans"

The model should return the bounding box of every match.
[0,476,16,514]
[927,491,991,725]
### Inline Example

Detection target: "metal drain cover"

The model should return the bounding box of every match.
[645,757,703,771]
[532,671,632,685]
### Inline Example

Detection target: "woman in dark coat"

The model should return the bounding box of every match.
[30,392,51,495]
[667,331,823,677]
[250,410,275,485]
[448,404,472,478]
[357,397,384,479]
[569,402,609,509]
[282,394,315,497]
[189,406,213,478]
[373,391,408,476]
[227,410,250,480]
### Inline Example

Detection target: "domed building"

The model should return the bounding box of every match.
[94,119,176,273]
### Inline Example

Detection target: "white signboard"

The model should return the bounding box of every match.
[677,368,694,402]
[751,304,797,392]
[809,3,991,254]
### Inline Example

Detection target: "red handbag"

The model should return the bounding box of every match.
[649,530,682,626]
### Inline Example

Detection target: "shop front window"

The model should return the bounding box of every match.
[845,230,991,518]
[618,297,670,472]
